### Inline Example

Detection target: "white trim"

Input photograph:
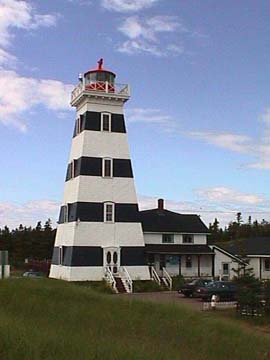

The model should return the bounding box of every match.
[248,255,270,258]
[102,157,113,178]
[101,112,111,132]
[104,202,115,223]
[143,231,210,235]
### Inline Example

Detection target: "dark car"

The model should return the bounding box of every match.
[196,281,237,301]
[178,279,213,297]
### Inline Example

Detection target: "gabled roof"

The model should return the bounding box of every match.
[215,237,270,256]
[140,208,209,234]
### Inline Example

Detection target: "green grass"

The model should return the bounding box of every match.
[0,279,270,360]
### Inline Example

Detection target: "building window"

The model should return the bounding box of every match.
[104,202,114,223]
[185,255,192,268]
[183,234,194,244]
[265,259,270,271]
[166,255,179,265]
[102,158,113,178]
[222,263,229,275]
[101,113,111,132]
[162,234,174,243]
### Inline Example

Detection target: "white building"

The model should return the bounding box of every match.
[214,238,270,280]
[142,199,215,279]
[49,59,150,284]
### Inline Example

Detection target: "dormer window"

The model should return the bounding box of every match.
[102,158,113,178]
[101,113,111,132]
[183,234,194,244]
[104,202,114,223]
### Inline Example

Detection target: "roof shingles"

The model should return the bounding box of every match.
[140,208,209,234]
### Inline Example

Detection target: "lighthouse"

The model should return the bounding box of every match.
[49,59,150,283]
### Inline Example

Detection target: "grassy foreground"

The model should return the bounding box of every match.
[0,279,270,360]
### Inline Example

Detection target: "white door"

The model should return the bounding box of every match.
[104,247,120,275]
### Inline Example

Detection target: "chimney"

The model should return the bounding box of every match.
[158,198,164,210]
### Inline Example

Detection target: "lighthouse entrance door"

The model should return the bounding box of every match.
[104,247,120,275]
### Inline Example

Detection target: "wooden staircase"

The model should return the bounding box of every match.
[114,276,127,293]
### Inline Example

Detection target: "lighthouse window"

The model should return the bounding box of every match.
[63,205,69,223]
[101,113,111,132]
[75,116,82,136]
[104,202,114,223]
[70,160,77,179]
[103,158,113,178]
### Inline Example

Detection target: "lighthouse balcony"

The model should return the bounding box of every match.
[71,81,130,105]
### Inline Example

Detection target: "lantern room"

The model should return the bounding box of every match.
[83,58,116,92]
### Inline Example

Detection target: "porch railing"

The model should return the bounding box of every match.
[71,81,130,103]
[150,266,161,285]
[162,267,173,290]
[119,266,133,293]
[104,266,117,293]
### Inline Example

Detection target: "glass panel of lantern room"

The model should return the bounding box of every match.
[89,73,96,83]
[96,72,106,82]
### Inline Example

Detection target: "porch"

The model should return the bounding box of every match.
[145,244,215,279]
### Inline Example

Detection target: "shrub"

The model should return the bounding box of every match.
[172,275,185,291]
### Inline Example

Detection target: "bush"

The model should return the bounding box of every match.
[172,275,185,290]
[234,273,261,306]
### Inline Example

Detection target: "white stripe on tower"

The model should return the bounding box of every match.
[50,59,150,282]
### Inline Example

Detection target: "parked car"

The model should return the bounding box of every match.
[22,270,44,278]
[196,281,237,301]
[178,279,213,297]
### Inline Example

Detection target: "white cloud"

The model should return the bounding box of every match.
[0,70,73,131]
[0,0,58,47]
[0,200,60,229]
[185,131,252,154]
[101,0,159,12]
[185,108,270,169]
[126,108,174,126]
[118,15,184,56]
[196,187,264,205]
[0,48,16,67]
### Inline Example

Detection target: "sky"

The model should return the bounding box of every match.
[0,0,270,229]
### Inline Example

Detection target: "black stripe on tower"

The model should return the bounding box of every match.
[73,111,126,136]
[58,202,140,224]
[51,246,146,266]
[65,157,133,181]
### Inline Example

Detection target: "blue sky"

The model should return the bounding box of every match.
[0,0,270,228]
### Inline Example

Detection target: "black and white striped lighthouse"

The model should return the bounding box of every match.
[50,59,150,282]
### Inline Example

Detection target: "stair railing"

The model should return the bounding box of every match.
[119,266,133,293]
[104,266,117,293]
[162,267,173,290]
[150,266,161,285]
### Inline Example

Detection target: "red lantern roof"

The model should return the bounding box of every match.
[84,58,116,77]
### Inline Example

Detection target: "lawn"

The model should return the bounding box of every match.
[0,279,270,360]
